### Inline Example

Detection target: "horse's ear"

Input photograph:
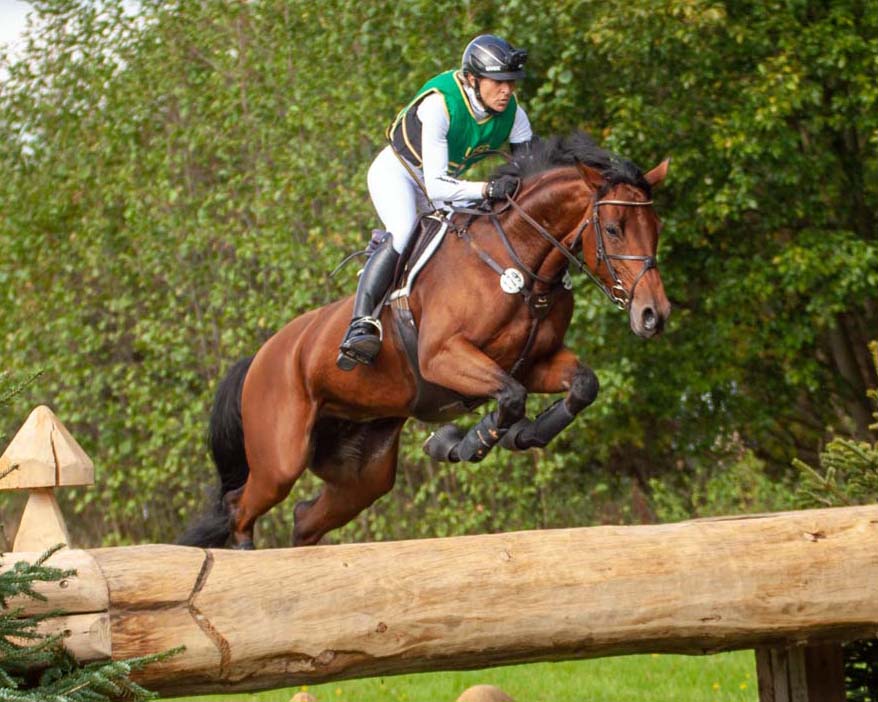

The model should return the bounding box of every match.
[576,162,605,190]
[644,158,670,188]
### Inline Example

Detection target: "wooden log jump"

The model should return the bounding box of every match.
[2,407,875,700]
[3,507,876,696]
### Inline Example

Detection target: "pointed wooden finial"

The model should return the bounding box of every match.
[0,405,94,489]
[0,406,95,551]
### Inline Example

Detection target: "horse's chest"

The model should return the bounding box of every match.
[484,300,570,367]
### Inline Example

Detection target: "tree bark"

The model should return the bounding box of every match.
[826,317,873,437]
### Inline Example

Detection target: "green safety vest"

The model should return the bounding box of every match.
[388,70,518,176]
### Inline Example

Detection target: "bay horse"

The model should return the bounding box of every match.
[179,132,671,549]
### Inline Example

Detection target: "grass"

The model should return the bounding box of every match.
[169,650,758,701]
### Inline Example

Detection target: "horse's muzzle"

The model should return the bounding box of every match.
[630,297,670,338]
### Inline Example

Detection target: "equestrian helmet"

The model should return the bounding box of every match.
[461,35,527,81]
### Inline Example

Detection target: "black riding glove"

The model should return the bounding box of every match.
[485,175,519,201]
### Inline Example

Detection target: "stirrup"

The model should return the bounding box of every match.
[354,316,383,341]
[337,317,384,370]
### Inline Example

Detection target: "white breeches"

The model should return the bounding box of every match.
[367,146,432,254]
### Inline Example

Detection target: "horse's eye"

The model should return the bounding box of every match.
[606,223,622,238]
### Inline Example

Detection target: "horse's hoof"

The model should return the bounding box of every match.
[423,423,465,462]
[232,539,255,550]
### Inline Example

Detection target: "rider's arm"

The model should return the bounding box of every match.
[418,94,486,203]
[509,105,534,148]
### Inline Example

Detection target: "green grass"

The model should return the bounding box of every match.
[169,651,758,701]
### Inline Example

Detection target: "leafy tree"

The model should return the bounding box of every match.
[1,1,875,545]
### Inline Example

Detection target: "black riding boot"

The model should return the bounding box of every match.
[337,232,399,371]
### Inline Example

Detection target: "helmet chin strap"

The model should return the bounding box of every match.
[472,77,501,116]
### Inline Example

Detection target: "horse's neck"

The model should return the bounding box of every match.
[505,175,589,284]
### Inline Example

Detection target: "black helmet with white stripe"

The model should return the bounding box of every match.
[461,35,527,81]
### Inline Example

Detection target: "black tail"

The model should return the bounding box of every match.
[177,357,254,547]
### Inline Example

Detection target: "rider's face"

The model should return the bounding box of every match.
[469,75,516,112]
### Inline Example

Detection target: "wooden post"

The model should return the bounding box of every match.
[756,643,845,702]
[0,406,111,661]
[0,405,94,551]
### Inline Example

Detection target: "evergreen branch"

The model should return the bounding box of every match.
[1,547,182,701]
[0,546,74,609]
[0,371,44,408]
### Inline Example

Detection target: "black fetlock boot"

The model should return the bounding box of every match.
[337,232,399,371]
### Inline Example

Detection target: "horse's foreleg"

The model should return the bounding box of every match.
[420,336,527,463]
[501,348,599,451]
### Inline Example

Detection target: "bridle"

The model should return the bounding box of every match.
[501,190,657,310]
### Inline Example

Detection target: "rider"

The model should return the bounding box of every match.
[337,34,535,371]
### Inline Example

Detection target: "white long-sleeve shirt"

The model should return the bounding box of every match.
[416,85,532,203]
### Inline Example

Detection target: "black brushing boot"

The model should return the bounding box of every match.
[337,232,399,371]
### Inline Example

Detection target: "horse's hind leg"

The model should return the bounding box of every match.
[230,392,318,549]
[293,417,405,546]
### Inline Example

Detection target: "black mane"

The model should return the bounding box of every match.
[496,131,652,197]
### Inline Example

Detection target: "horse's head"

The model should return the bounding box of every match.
[575,160,671,338]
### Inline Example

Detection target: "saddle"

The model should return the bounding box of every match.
[387,212,486,422]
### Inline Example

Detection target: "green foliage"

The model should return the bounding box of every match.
[0,547,74,682]
[793,341,878,508]
[650,450,795,522]
[0,374,42,414]
[793,435,878,507]
[0,546,179,701]
[847,638,878,702]
[0,1,875,546]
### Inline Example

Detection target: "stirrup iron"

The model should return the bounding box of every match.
[337,316,385,370]
[356,316,384,341]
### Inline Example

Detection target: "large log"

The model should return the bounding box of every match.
[6,505,877,696]
[70,505,878,695]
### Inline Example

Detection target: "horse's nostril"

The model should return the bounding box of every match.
[642,307,656,331]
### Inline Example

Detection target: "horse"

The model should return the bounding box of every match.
[178,132,671,549]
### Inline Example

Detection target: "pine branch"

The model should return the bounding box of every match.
[1,547,182,701]
[0,371,44,408]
